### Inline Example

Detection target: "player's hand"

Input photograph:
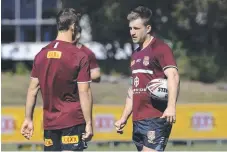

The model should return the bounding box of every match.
[21,118,34,140]
[160,106,176,124]
[82,124,93,142]
[114,118,127,134]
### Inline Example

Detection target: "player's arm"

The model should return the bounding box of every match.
[115,86,133,133]
[78,82,93,125]
[77,54,94,141]
[164,68,180,108]
[89,52,101,83]
[77,53,94,130]
[25,77,40,121]
[120,87,133,122]
[25,56,40,121]
[90,68,101,83]
[158,44,180,123]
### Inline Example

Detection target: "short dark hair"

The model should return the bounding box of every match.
[56,8,81,31]
[127,6,153,26]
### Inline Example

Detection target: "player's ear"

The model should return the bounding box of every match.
[76,32,81,39]
[146,25,152,33]
[70,23,75,33]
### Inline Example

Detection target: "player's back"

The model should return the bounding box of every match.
[32,40,90,130]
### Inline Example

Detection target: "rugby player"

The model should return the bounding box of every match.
[115,6,180,151]
[21,8,93,151]
[73,26,101,83]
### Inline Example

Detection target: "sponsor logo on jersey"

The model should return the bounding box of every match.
[136,59,141,63]
[133,88,146,94]
[134,76,139,87]
[47,51,62,59]
[143,56,149,66]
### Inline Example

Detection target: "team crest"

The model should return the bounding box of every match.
[143,56,149,66]
[147,131,155,143]
[131,60,135,66]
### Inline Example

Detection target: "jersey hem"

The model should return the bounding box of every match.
[133,115,163,122]
[77,80,92,83]
[43,121,86,130]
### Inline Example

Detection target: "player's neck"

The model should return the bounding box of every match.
[56,31,73,43]
[140,35,153,50]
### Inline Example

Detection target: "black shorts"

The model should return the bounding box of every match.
[44,124,87,151]
[133,118,172,151]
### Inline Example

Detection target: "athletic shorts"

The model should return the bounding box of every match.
[133,118,172,151]
[44,124,87,151]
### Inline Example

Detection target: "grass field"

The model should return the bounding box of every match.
[2,73,227,151]
[2,142,227,151]
[2,73,227,105]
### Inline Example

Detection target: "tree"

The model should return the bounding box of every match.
[61,0,227,81]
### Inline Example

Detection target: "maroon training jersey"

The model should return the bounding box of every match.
[130,38,178,121]
[31,40,91,130]
[81,45,99,71]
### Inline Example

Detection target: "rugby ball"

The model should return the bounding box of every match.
[146,78,168,101]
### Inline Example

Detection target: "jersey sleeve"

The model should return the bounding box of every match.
[89,52,99,70]
[77,54,91,83]
[31,56,38,78]
[156,44,178,71]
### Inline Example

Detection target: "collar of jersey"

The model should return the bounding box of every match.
[136,37,155,52]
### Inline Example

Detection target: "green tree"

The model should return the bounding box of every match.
[61,0,227,82]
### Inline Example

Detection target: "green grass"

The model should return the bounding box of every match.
[2,73,227,105]
[2,142,227,151]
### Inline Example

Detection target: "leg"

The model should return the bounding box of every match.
[133,120,154,152]
[44,129,61,151]
[61,124,86,151]
[143,118,172,151]
[142,145,157,152]
[135,143,143,151]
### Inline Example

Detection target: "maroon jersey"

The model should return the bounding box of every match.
[130,38,177,121]
[31,40,91,130]
[81,45,99,71]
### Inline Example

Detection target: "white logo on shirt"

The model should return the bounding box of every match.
[136,59,141,63]
[134,76,139,87]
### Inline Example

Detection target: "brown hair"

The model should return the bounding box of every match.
[56,8,81,31]
[127,6,153,26]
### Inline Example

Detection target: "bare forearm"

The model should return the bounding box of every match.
[121,87,133,121]
[79,91,93,125]
[25,89,38,120]
[167,73,180,107]
[88,88,93,108]
[121,98,132,121]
